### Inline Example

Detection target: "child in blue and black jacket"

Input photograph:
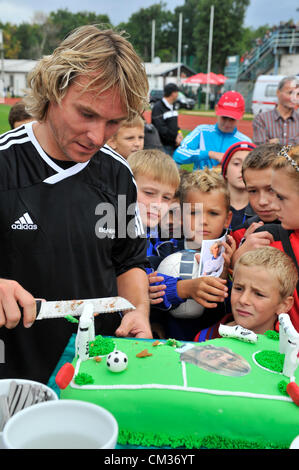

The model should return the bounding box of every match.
[128,151,235,340]
[152,168,235,341]
[127,149,183,337]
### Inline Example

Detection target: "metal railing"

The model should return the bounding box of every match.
[237,28,299,80]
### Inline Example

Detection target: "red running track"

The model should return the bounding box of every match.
[144,110,253,139]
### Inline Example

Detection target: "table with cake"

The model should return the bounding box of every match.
[48,301,299,450]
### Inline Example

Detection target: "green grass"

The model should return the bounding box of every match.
[179,106,254,121]
[180,163,194,172]
[179,129,194,172]
[0,104,11,134]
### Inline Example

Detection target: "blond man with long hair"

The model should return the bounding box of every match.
[0,25,152,383]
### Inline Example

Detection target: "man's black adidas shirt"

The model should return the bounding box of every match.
[0,123,147,383]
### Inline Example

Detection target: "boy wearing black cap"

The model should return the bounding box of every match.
[221,141,256,231]
[151,83,183,156]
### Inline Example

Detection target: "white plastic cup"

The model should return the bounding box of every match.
[2,399,118,449]
[0,378,58,449]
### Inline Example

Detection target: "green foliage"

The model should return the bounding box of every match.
[193,0,250,72]
[14,23,45,59]
[239,24,272,56]
[0,23,21,59]
[0,2,293,74]
[0,9,112,59]
[119,2,175,62]
[173,0,201,70]
[49,9,112,48]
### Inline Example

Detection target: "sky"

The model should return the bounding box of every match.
[0,0,298,29]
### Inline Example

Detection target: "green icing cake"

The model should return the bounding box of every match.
[60,334,299,449]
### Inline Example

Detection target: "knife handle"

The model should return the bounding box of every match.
[35,299,42,316]
[18,299,42,316]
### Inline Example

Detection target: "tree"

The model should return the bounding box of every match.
[0,23,21,59]
[30,12,60,57]
[117,2,175,62]
[193,0,250,73]
[173,0,201,70]
[49,9,111,46]
[14,22,43,59]
[0,1,261,70]
[239,24,272,56]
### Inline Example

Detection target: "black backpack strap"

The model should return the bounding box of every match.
[277,225,296,263]
[232,214,260,233]
[255,223,299,295]
[277,225,299,296]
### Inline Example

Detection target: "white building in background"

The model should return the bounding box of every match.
[145,61,196,91]
[0,59,197,97]
[0,59,38,97]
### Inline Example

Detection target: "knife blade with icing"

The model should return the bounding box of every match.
[35,297,135,320]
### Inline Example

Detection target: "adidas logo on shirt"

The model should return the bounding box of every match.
[11,212,37,230]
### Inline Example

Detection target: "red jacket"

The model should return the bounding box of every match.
[232,215,260,247]
[270,232,299,332]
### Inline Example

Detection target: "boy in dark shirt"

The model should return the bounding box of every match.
[221,141,256,231]
[231,143,282,266]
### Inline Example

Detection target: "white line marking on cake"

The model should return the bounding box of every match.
[70,357,292,403]
[69,380,292,402]
[74,358,81,376]
[181,361,188,388]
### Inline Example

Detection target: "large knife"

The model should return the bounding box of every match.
[34,297,135,320]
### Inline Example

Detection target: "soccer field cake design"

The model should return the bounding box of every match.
[57,309,299,449]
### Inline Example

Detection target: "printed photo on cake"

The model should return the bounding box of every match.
[180,344,251,376]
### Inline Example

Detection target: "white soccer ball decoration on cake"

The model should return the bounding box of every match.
[157,250,205,319]
[106,350,128,372]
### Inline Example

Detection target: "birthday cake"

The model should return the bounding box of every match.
[58,321,299,449]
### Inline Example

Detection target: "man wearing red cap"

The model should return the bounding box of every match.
[174,91,251,170]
